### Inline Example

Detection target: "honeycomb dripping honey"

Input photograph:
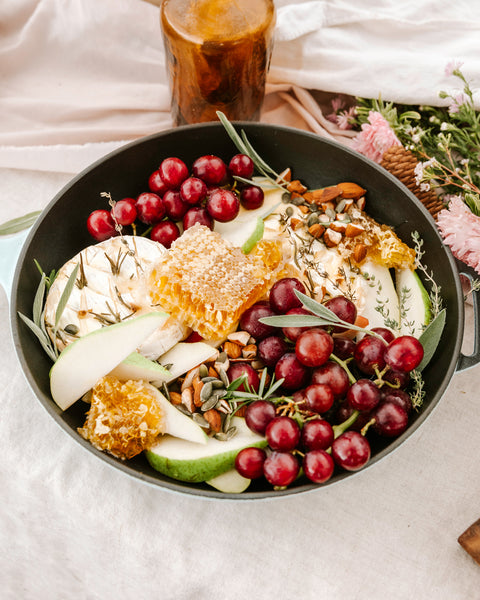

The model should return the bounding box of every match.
[148,224,284,339]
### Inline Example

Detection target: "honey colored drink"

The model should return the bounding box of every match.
[160,0,275,125]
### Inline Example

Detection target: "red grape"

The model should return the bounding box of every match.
[227,362,260,392]
[275,353,310,391]
[240,185,264,210]
[111,199,137,226]
[150,220,180,248]
[269,277,306,314]
[331,431,371,471]
[245,400,276,435]
[235,447,266,479]
[324,295,357,333]
[87,209,117,241]
[228,154,254,179]
[354,335,387,376]
[192,155,227,186]
[372,401,409,437]
[180,177,207,205]
[303,449,335,483]
[257,336,288,367]
[159,157,189,190]
[311,361,349,399]
[240,303,276,340]
[182,207,213,230]
[384,336,424,372]
[265,416,301,451]
[206,189,240,222]
[303,383,335,414]
[300,418,334,451]
[347,379,380,412]
[136,192,165,224]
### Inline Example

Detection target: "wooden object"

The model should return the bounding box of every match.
[458,518,480,565]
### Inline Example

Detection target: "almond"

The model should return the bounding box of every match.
[181,388,195,413]
[227,331,251,346]
[192,376,204,407]
[329,221,347,234]
[287,179,308,194]
[276,167,292,184]
[337,182,367,200]
[298,205,310,214]
[203,408,222,433]
[323,228,343,247]
[308,223,325,238]
[356,196,366,211]
[345,223,365,238]
[224,340,242,359]
[313,186,343,204]
[353,243,368,263]
[290,217,303,230]
[242,344,257,359]
[169,391,182,405]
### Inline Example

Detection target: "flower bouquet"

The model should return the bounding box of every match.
[327,62,480,276]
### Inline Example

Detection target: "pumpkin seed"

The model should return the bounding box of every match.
[200,381,213,403]
[192,413,210,428]
[307,213,319,227]
[64,324,79,335]
[200,395,219,412]
[198,364,209,378]
[211,379,225,389]
[218,367,229,387]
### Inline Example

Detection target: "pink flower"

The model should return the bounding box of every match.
[448,93,467,115]
[437,197,480,274]
[336,107,357,130]
[351,111,401,163]
[445,60,464,77]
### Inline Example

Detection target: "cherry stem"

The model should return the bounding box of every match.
[330,352,357,385]
[332,409,360,438]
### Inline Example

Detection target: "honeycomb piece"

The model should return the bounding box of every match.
[148,224,284,339]
[78,376,165,460]
[339,208,416,269]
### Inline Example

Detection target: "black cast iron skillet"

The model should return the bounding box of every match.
[5,122,480,499]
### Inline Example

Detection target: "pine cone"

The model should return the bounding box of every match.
[380,146,445,219]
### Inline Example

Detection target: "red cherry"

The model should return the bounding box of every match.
[159,157,189,190]
[150,220,180,248]
[136,192,165,224]
[111,199,137,226]
[206,189,240,222]
[87,210,117,241]
[148,170,168,195]
[182,207,214,230]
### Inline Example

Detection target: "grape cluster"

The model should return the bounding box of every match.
[86,154,265,246]
[234,277,424,489]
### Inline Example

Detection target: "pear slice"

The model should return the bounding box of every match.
[357,261,400,334]
[145,417,267,483]
[50,312,168,411]
[157,341,219,381]
[206,469,251,493]
[396,268,432,338]
[109,352,171,386]
[148,386,208,445]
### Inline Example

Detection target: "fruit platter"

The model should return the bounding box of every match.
[9,117,475,499]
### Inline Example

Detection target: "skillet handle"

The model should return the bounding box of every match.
[0,229,30,302]
[456,262,480,372]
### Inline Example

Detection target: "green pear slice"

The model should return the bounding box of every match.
[50,312,168,411]
[109,352,171,386]
[146,385,208,444]
[357,261,400,333]
[145,417,267,483]
[206,469,251,493]
[396,268,432,338]
[157,341,219,381]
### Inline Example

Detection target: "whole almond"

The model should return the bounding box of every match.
[169,391,182,405]
[203,408,222,433]
[224,340,242,359]
[337,182,367,200]
[353,243,368,263]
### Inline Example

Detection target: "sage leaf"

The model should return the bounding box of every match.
[216,111,249,155]
[260,314,329,328]
[17,312,56,362]
[0,211,41,235]
[417,308,446,371]
[33,274,46,328]
[54,263,79,328]
[294,290,339,321]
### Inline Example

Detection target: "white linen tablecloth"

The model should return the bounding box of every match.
[2,1,480,598]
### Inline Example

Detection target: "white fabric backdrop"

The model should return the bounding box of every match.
[2,1,480,598]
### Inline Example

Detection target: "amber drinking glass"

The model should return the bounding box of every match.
[160,0,276,126]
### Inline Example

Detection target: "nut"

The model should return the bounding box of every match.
[310,186,342,204]
[276,167,291,183]
[329,221,347,234]
[169,391,182,405]
[298,205,310,214]
[353,243,368,263]
[223,340,242,359]
[181,388,195,413]
[290,217,303,230]
[242,344,257,359]
[287,179,308,194]
[227,331,251,346]
[323,228,343,247]
[203,408,222,433]
[337,182,367,200]
[192,376,204,407]
[345,223,365,238]
[356,196,366,211]
[308,223,325,239]
[181,366,199,391]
